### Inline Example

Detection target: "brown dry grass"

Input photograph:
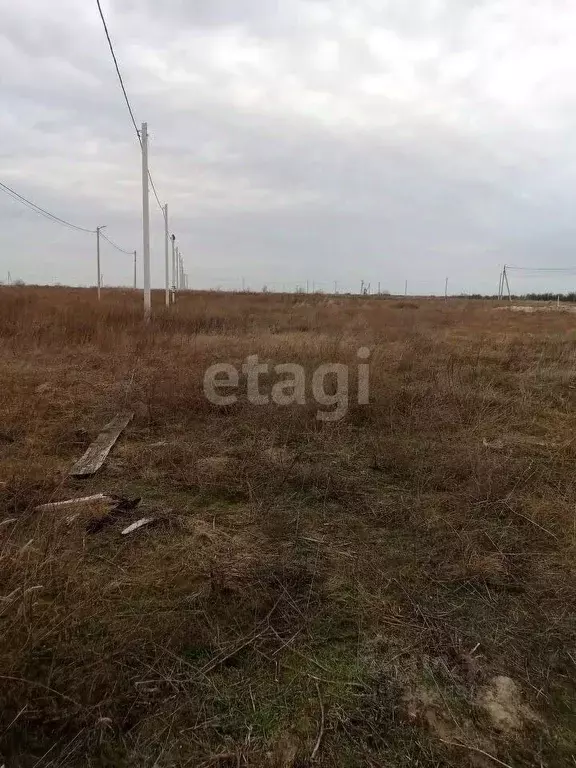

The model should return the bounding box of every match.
[0,286,575,767]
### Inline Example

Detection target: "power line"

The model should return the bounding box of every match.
[507,266,576,272]
[0,180,95,234]
[1,183,74,228]
[1,181,135,254]
[100,231,134,255]
[95,0,165,217]
[95,0,140,143]
[148,171,164,215]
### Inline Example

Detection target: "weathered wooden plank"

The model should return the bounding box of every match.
[70,412,133,478]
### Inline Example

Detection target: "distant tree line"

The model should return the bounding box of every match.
[523,293,576,302]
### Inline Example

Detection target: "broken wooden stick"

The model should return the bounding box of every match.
[70,412,133,478]
[121,518,156,536]
[86,497,141,534]
[36,494,114,513]
[311,680,325,760]
[482,435,570,450]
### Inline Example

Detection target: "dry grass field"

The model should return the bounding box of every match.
[0,286,575,767]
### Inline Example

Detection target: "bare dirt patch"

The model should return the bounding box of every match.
[477,676,541,734]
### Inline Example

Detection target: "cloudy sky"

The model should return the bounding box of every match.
[2,0,576,294]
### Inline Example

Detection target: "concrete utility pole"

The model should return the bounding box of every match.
[445,277,449,301]
[170,235,176,303]
[141,122,151,320]
[405,280,408,297]
[133,251,137,290]
[96,226,106,301]
[164,204,170,307]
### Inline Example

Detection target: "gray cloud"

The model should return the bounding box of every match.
[2,0,576,293]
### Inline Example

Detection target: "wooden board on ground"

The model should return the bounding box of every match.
[70,412,133,478]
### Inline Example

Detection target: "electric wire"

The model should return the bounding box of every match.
[1,182,137,257]
[148,171,165,215]
[507,266,576,272]
[0,181,96,233]
[100,231,134,255]
[95,0,140,143]
[3,3,176,285]
[95,0,166,218]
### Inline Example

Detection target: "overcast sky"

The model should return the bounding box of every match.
[2,0,576,294]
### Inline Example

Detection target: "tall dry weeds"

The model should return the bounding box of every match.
[0,286,574,767]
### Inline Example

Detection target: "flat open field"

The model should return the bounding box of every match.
[0,287,575,767]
